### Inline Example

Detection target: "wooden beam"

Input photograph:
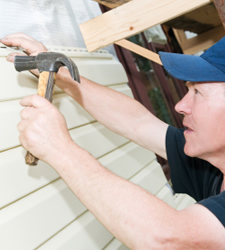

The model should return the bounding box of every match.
[80,0,211,52]
[176,25,225,55]
[213,0,225,29]
[115,39,162,65]
[172,29,187,45]
[92,0,132,8]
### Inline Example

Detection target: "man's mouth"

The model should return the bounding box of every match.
[185,127,194,133]
[183,124,194,133]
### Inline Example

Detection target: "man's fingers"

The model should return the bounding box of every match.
[6,52,23,62]
[17,120,28,133]
[20,95,50,108]
[20,107,34,120]
[1,37,47,56]
[3,32,37,42]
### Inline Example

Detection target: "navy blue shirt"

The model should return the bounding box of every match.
[166,125,225,227]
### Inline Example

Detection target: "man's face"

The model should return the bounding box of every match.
[175,82,225,162]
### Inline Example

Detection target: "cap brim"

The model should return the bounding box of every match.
[159,52,225,82]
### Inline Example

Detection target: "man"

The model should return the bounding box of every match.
[1,33,225,249]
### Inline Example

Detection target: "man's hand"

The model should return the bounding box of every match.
[18,95,74,164]
[0,33,48,76]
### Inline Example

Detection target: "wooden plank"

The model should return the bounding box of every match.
[213,0,225,29]
[93,0,132,8]
[0,179,87,250]
[80,0,212,52]
[165,3,221,34]
[172,29,187,45]
[115,39,162,65]
[37,212,113,250]
[179,25,225,54]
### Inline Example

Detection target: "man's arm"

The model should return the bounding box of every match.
[1,33,168,159]
[56,70,168,159]
[18,95,225,249]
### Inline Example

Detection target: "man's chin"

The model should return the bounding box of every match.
[184,144,197,157]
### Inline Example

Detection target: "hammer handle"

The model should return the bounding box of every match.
[25,71,56,166]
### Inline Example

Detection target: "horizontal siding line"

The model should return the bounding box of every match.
[128,158,158,182]
[96,141,131,161]
[108,82,129,87]
[0,140,133,209]
[0,83,129,103]
[0,144,21,154]
[102,236,117,250]
[0,97,23,103]
[0,120,98,152]
[68,120,98,131]
[0,177,61,211]
[35,209,89,250]
[155,183,173,198]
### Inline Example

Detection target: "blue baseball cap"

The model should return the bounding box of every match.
[159,36,225,82]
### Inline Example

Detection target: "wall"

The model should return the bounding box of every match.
[0,45,195,250]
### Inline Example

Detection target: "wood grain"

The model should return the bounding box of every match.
[115,39,162,65]
[80,0,211,52]
[26,71,56,166]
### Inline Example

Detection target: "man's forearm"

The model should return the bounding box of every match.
[56,67,146,137]
[50,141,175,249]
[55,67,168,159]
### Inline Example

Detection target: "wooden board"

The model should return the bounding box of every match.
[164,2,221,34]
[80,0,211,52]
[175,25,225,54]
[115,39,162,65]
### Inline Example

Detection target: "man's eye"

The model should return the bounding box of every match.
[194,89,200,94]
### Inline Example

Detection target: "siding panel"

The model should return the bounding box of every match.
[0,46,195,250]
[0,179,86,250]
[37,212,113,250]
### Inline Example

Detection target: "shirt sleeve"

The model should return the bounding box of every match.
[198,191,225,227]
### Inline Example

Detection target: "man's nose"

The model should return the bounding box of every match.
[175,93,191,115]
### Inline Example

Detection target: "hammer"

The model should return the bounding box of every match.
[14,52,80,166]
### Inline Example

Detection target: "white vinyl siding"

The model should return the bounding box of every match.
[0,46,195,250]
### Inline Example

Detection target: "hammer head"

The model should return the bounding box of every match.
[14,52,80,83]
